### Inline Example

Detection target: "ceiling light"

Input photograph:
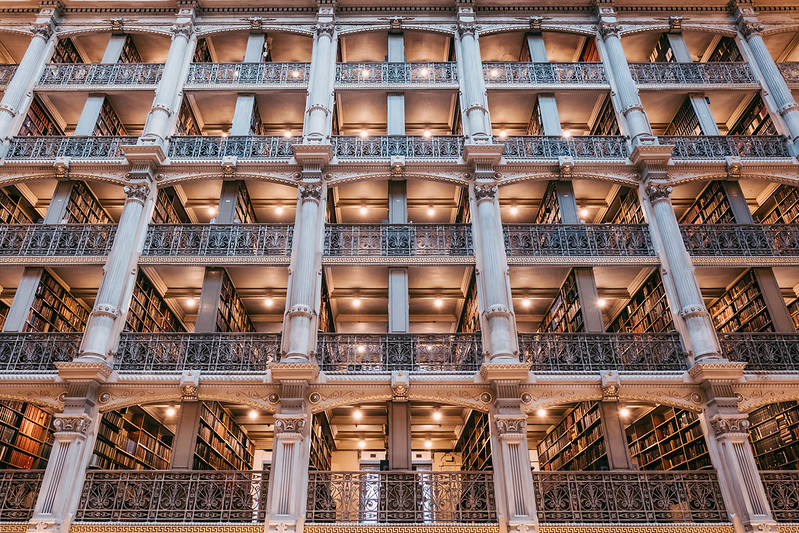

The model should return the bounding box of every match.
[433,410,442,421]
[522,298,531,308]
[186,297,197,308]
[208,206,218,216]
[490,68,499,78]
[620,407,631,418]
[291,70,300,78]
[358,439,367,449]
[353,409,363,420]
[360,206,368,215]
[166,407,177,417]
[510,206,519,215]
[579,208,589,218]
[362,69,371,78]
[434,298,443,308]
[276,206,284,215]
[537,409,546,417]
[423,129,432,138]
[264,297,274,307]
[419,67,429,76]
[562,130,572,138]
[360,129,368,138]
[499,129,508,139]
[249,409,258,419]
[353,298,361,308]
[597,298,607,308]
[357,345,365,354]
[427,206,435,217]
[284,130,292,138]
[221,132,228,138]
[425,439,433,449]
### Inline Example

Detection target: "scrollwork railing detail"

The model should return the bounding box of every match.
[720,333,799,371]
[500,136,629,160]
[332,135,464,160]
[186,62,310,85]
[778,62,799,85]
[336,62,457,85]
[0,224,116,257]
[660,135,790,159]
[39,63,164,86]
[0,65,17,87]
[629,62,756,85]
[0,333,81,372]
[483,62,606,85]
[324,224,473,256]
[7,136,134,160]
[143,224,292,257]
[0,470,45,521]
[682,224,799,257]
[504,224,653,257]
[168,136,298,160]
[761,471,799,522]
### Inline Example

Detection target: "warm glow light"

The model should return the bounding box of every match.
[186,297,198,308]
[620,407,631,418]
[276,206,284,215]
[357,345,365,354]
[562,130,572,138]
[353,409,363,420]
[490,68,499,78]
[522,298,531,308]
[360,206,368,215]
[427,207,435,217]
[166,407,177,417]
[510,206,519,215]
[423,129,432,138]
[433,410,443,421]
[425,439,433,449]
[537,409,547,418]
[419,67,429,76]
[249,409,258,419]
[360,129,368,138]
[353,298,361,308]
[362,69,371,78]
[221,132,229,138]
[579,208,589,218]
[499,129,508,139]
[208,206,218,216]
[358,439,367,449]
[291,70,300,78]
[597,298,607,308]
[434,298,443,308]
[264,298,274,307]
[284,130,292,138]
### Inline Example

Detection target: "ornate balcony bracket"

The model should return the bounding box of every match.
[293,143,333,167]
[269,361,319,382]
[54,361,113,383]
[480,362,531,383]
[630,143,674,174]
[687,361,746,384]
[463,143,504,166]
[121,143,166,166]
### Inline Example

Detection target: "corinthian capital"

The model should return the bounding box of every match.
[711,414,750,436]
[124,182,151,204]
[738,19,764,40]
[299,184,323,203]
[170,21,193,39]
[314,22,335,37]
[274,416,307,434]
[597,20,620,39]
[646,183,672,204]
[30,23,54,40]
[495,415,526,435]
[53,415,91,436]
[474,185,497,202]
[457,21,478,37]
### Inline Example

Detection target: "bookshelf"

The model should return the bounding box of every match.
[194,402,254,471]
[119,35,142,64]
[680,181,735,225]
[0,400,54,469]
[625,406,710,471]
[578,38,600,62]
[456,410,492,471]
[537,269,583,333]
[755,185,799,224]
[590,95,621,136]
[194,38,213,62]
[789,299,799,331]
[25,269,90,333]
[251,99,265,135]
[604,186,644,225]
[51,38,83,64]
[534,182,561,224]
[457,274,479,333]
[0,187,37,224]
[526,99,544,136]
[537,402,607,471]
[319,273,335,333]
[649,33,675,63]
[64,182,112,224]
[93,98,127,137]
[708,36,742,62]
[216,269,255,333]
[729,95,776,136]
[608,270,674,333]
[153,187,190,224]
[310,413,334,471]
[664,98,702,136]
[709,269,774,333]
[0,301,9,330]
[177,100,201,136]
[91,406,173,470]
[235,182,258,224]
[125,271,185,333]
[18,96,63,137]
[748,401,799,470]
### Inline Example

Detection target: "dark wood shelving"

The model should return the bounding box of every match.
[729,94,776,136]
[51,38,84,64]
[608,270,674,333]
[153,187,190,224]
[91,406,173,470]
[177,99,201,136]
[709,270,774,333]
[755,185,799,225]
[590,94,621,136]
[0,400,54,469]
[680,181,735,225]
[748,401,799,470]
[626,405,710,471]
[119,34,142,64]
[0,187,37,224]
[537,402,607,471]
[310,412,334,471]
[456,410,492,472]
[64,182,112,225]
[18,96,63,137]
[125,271,185,333]
[604,186,644,225]
[93,98,127,137]
[216,269,255,333]
[25,270,90,333]
[534,182,561,224]
[664,97,702,136]
[194,402,253,471]
[537,269,583,333]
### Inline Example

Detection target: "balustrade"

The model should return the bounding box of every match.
[6,136,134,160]
[167,135,298,160]
[0,333,81,372]
[38,63,163,86]
[532,470,727,523]
[778,63,799,85]
[332,135,464,160]
[143,224,292,257]
[720,333,799,372]
[336,62,457,85]
[186,62,310,85]
[761,471,799,522]
[75,470,269,522]
[0,470,44,521]
[500,136,629,160]
[324,224,472,256]
[317,333,482,372]
[661,135,791,159]
[306,470,495,524]
[0,65,17,87]
[629,62,756,85]
[483,62,606,85]
[682,224,799,257]
[0,224,115,257]
[504,224,653,257]
[114,333,280,372]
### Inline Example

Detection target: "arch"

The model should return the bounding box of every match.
[738,389,799,413]
[0,390,64,413]
[326,171,471,188]
[336,25,455,38]
[761,25,799,38]
[619,24,738,39]
[478,25,597,39]
[522,389,702,414]
[0,172,129,188]
[56,26,174,39]
[0,27,37,39]
[158,172,301,188]
[496,172,641,188]
[98,389,279,413]
[196,25,316,39]
[669,173,799,188]
[309,388,491,414]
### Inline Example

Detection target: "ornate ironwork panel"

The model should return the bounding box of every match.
[0,224,116,257]
[167,136,298,160]
[186,62,311,85]
[114,333,280,372]
[518,333,688,372]
[761,471,799,522]
[629,62,755,84]
[6,136,134,160]
[317,333,483,372]
[483,62,606,85]
[0,65,17,86]
[332,135,465,159]
[500,136,629,160]
[336,62,457,85]
[75,470,269,522]
[324,224,473,256]
[778,63,799,85]
[661,136,790,159]
[0,470,44,521]
[306,470,496,524]
[39,63,164,85]
[533,470,727,523]
[720,333,799,371]
[143,224,293,257]
[503,224,653,257]
[682,224,799,257]
[0,333,80,372]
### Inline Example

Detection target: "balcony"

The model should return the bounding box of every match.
[0,224,115,260]
[629,62,757,87]
[317,333,483,373]
[720,333,799,372]
[504,224,654,261]
[167,135,298,161]
[0,333,81,373]
[142,224,293,261]
[37,63,163,88]
[682,224,799,259]
[761,471,799,522]
[0,65,17,88]
[6,136,134,161]
[332,135,464,161]
[500,136,629,161]
[0,469,44,521]
[324,224,473,259]
[483,62,607,88]
[518,332,689,372]
[335,62,457,88]
[660,135,791,160]
[186,62,310,88]
[305,470,495,524]
[778,62,799,87]
[75,470,269,522]
[532,470,728,524]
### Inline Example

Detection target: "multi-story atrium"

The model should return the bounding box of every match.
[1,1,799,533]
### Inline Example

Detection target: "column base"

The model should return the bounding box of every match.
[265,519,300,533]
[27,519,62,533]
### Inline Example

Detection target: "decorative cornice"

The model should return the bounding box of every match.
[738,19,763,39]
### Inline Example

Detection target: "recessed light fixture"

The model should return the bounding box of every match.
[249,409,258,419]
[357,345,365,354]
[537,409,547,417]
[186,297,198,308]
[579,208,589,218]
[434,298,443,308]
[427,206,435,217]
[353,298,361,308]
[522,298,531,308]
[419,67,429,76]
[360,129,368,138]
[264,297,274,307]
[490,68,499,78]
[284,130,292,138]
[276,206,284,215]
[221,132,229,138]
[358,439,367,449]
[597,298,607,308]
[433,410,442,421]
[423,130,432,138]
[362,69,371,78]
[620,407,631,418]
[208,206,218,216]
[562,130,572,138]
[291,70,300,78]
[166,407,177,417]
[510,206,519,215]
[360,206,368,215]
[499,130,508,139]
[425,439,433,449]
[353,409,363,420]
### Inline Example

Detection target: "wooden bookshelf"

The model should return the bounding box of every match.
[755,185,799,225]
[608,270,674,333]
[194,402,254,471]
[125,271,185,333]
[25,269,90,333]
[51,38,83,64]
[749,401,799,470]
[604,186,644,225]
[708,36,742,62]
[537,402,607,471]
[153,187,190,224]
[664,97,702,136]
[0,400,54,469]
[729,94,776,136]
[709,269,774,333]
[537,269,583,333]
[457,274,479,333]
[235,182,258,224]
[216,269,255,333]
[0,301,9,330]
[649,33,674,63]
[626,405,710,471]
[534,182,561,224]
[0,187,37,224]
[18,96,63,137]
[310,413,334,471]
[680,181,735,225]
[789,299,799,331]
[590,95,621,136]
[527,99,544,136]
[91,406,173,470]
[93,98,127,137]
[119,34,142,63]
[578,38,600,62]
[177,99,201,136]
[193,38,213,62]
[319,273,335,333]
[64,182,112,224]
[456,410,492,472]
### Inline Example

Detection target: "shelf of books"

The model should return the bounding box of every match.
[119,34,142,64]
[93,98,127,137]
[534,182,561,224]
[0,301,9,330]
[153,187,190,224]
[234,182,258,224]
[64,182,112,225]
[0,401,54,469]
[664,98,702,136]
[217,269,255,333]
[18,96,63,137]
[748,401,799,470]
[755,184,799,225]
[729,94,776,136]
[608,270,674,333]
[456,410,492,471]
[126,271,185,333]
[177,100,201,136]
[590,95,621,136]
[789,299,799,331]
[51,38,84,64]
[626,406,710,471]
[680,181,735,225]
[0,187,36,224]
[457,274,479,333]
[91,406,173,470]
[537,402,606,471]
[604,186,645,224]
[537,269,583,333]
[25,269,90,333]
[709,269,774,333]
[310,413,334,471]
[194,401,254,471]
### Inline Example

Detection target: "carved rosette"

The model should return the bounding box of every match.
[170,22,194,39]
[53,415,91,436]
[495,416,527,436]
[274,416,307,435]
[299,185,323,203]
[711,415,751,436]
[739,20,764,40]
[124,182,151,205]
[597,21,620,39]
[30,23,54,40]
[646,183,673,205]
[474,185,497,203]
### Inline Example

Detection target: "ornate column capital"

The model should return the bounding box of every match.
[298,184,323,203]
[52,414,92,437]
[170,21,194,39]
[314,21,335,38]
[495,415,527,441]
[274,414,307,436]
[646,183,673,204]
[738,19,764,40]
[597,20,620,39]
[710,414,751,437]
[29,22,54,40]
[457,20,478,38]
[123,182,151,205]
[474,184,497,203]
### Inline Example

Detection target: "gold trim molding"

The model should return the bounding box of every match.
[0,523,29,533]
[539,526,735,533]
[71,526,263,533]
[305,527,499,533]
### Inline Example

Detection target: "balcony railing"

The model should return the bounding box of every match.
[483,62,606,85]
[533,470,727,524]
[324,224,472,257]
[336,62,457,85]
[186,62,311,85]
[114,333,280,373]
[661,135,791,159]
[332,135,465,160]
[0,224,115,257]
[0,333,81,372]
[38,63,163,86]
[778,62,799,85]
[143,224,292,257]
[518,332,688,372]
[761,471,799,522]
[504,224,654,257]
[0,65,17,87]
[0,470,44,521]
[629,62,756,85]
[682,224,799,257]
[168,135,298,160]
[6,136,134,160]
[317,333,483,372]
[306,470,496,524]
[75,470,269,522]
[720,333,799,372]
[500,135,629,160]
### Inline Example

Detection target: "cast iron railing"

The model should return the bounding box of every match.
[324,224,472,256]
[306,470,496,523]
[500,135,629,160]
[0,333,81,372]
[0,224,115,257]
[186,62,311,85]
[336,62,457,85]
[332,135,465,159]
[6,136,134,160]
[681,224,799,257]
[661,135,791,159]
[168,135,298,160]
[518,332,688,372]
[143,224,292,257]
[38,63,163,85]
[532,470,727,523]
[778,62,799,85]
[504,224,653,257]
[720,333,799,372]
[761,471,799,522]
[114,333,280,372]
[483,62,606,84]
[75,470,269,522]
[0,65,17,86]
[317,333,483,372]
[629,62,756,84]
[0,470,45,521]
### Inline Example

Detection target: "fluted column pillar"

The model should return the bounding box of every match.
[455,9,491,142]
[303,14,336,143]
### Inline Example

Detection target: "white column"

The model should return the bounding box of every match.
[455,12,491,142]
[264,412,311,533]
[101,33,127,63]
[303,16,336,143]
[388,180,409,333]
[230,32,266,136]
[73,35,127,136]
[527,33,561,135]
[666,32,721,135]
